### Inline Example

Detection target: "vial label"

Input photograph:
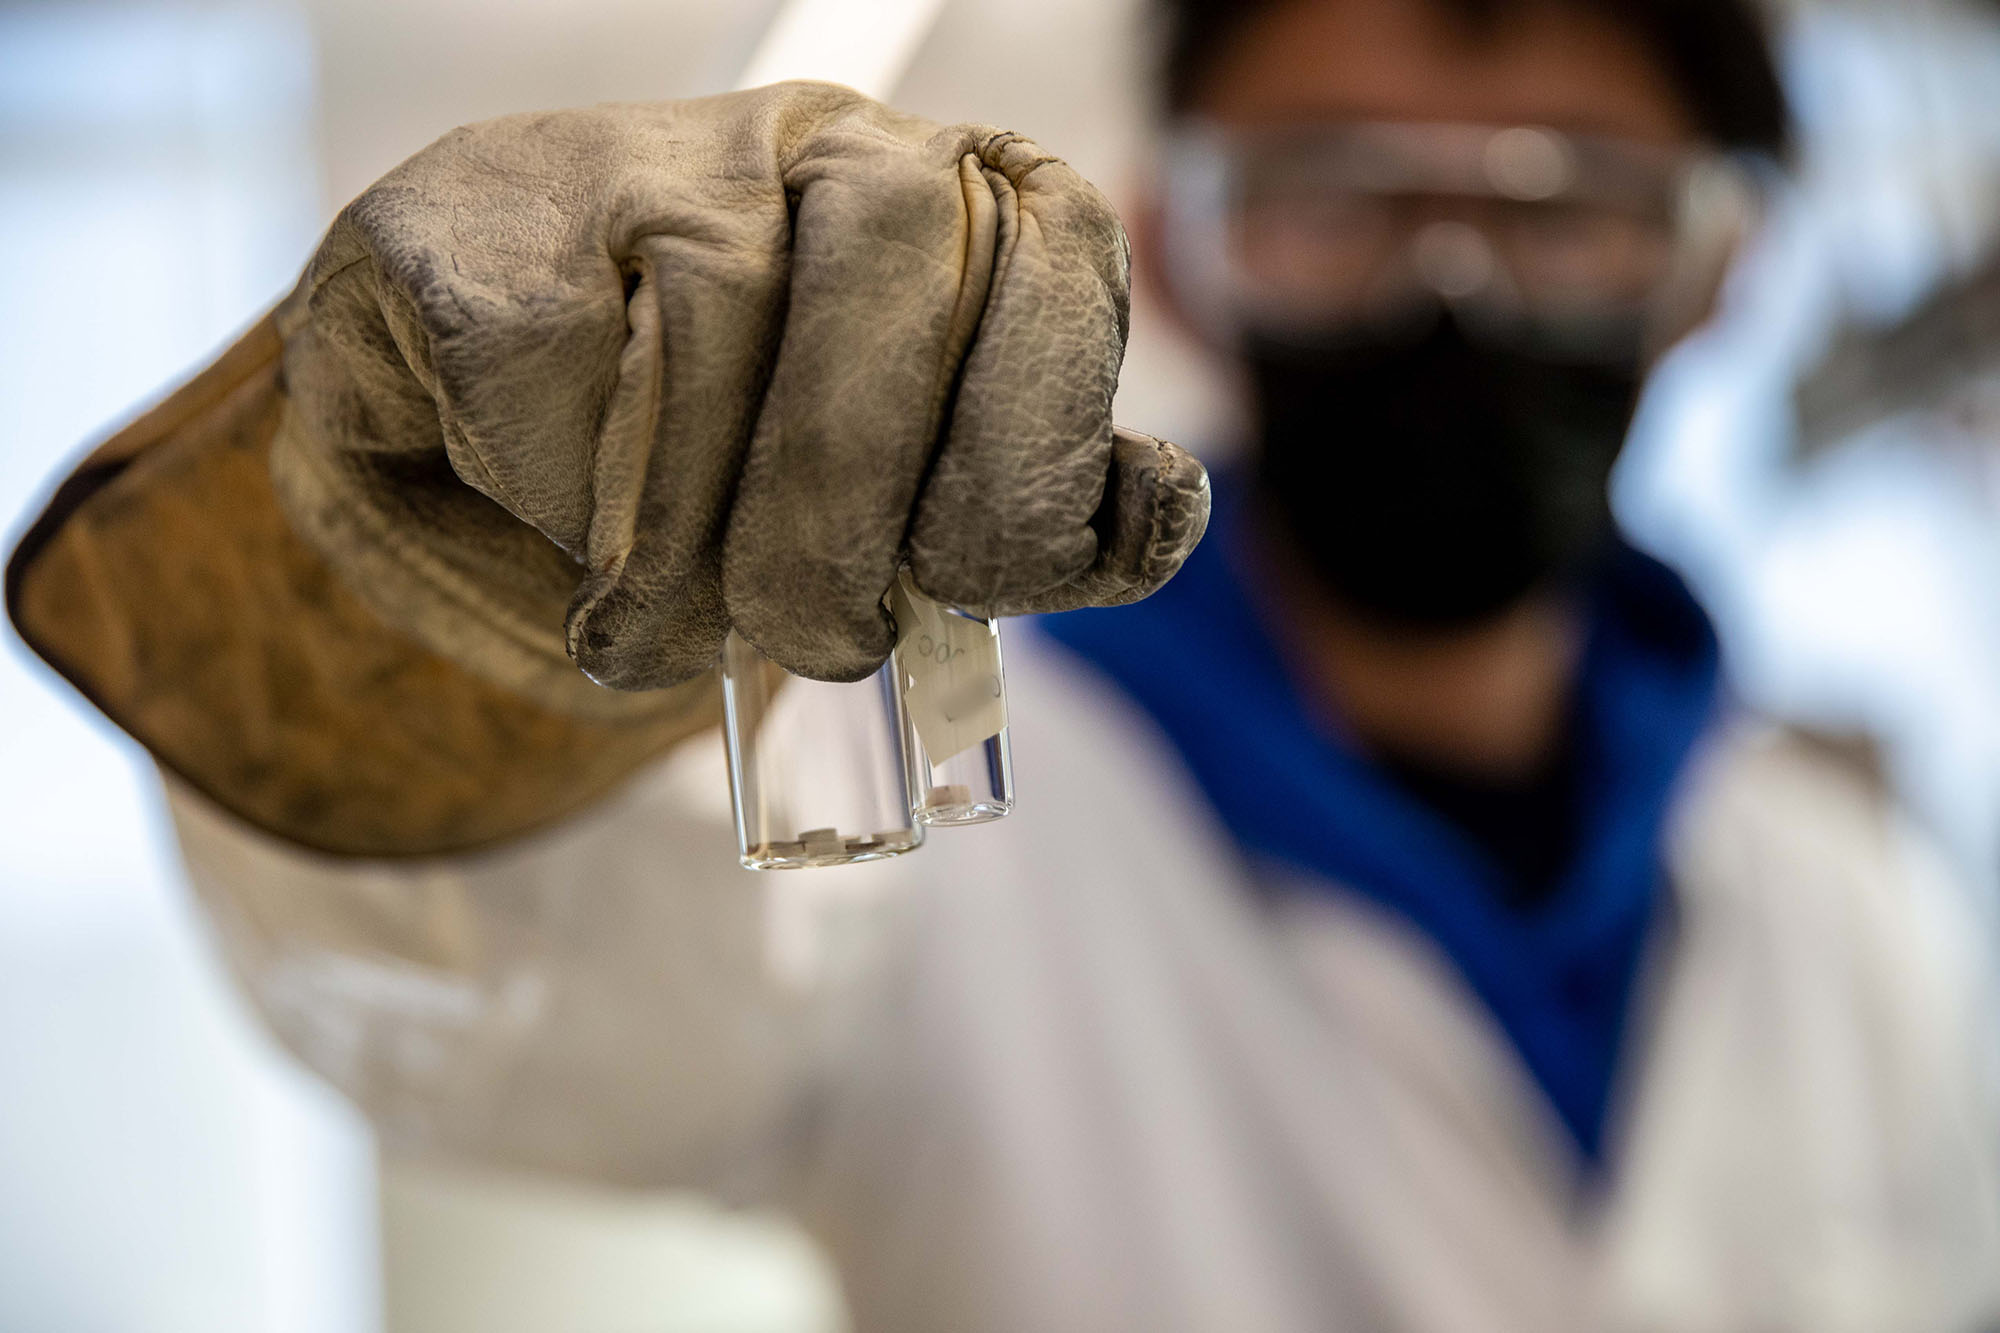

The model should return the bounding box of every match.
[891,573,1007,764]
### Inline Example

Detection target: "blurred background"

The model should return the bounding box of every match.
[4,0,2000,1328]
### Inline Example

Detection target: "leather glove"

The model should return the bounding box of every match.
[273,80,1210,699]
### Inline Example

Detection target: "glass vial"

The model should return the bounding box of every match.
[889,573,1015,825]
[720,630,923,870]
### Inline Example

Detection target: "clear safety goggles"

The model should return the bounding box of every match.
[1158,120,1762,358]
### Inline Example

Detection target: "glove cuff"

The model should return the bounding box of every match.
[10,310,716,857]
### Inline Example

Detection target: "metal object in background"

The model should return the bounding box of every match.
[1795,248,2000,451]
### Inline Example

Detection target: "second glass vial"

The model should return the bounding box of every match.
[890,571,1014,825]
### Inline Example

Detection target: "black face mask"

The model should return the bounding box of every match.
[1250,311,1644,628]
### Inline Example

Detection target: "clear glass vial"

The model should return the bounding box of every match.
[889,572,1015,826]
[720,577,1016,871]
[720,630,923,870]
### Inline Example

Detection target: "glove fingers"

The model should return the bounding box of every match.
[907,139,1134,612]
[723,144,999,681]
[999,427,1211,614]
[567,225,791,689]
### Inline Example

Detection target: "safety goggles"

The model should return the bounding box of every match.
[1158,120,1761,358]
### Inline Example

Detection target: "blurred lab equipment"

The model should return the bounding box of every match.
[1796,246,2000,448]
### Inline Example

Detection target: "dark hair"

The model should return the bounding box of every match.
[1157,0,1793,159]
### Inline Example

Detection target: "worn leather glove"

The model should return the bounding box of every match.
[273,80,1209,699]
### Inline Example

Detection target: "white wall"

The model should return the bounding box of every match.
[0,8,378,1331]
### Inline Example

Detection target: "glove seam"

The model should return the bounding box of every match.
[272,401,568,662]
[270,400,679,716]
[303,250,374,305]
[977,130,1064,185]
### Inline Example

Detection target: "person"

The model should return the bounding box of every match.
[9,0,2000,1327]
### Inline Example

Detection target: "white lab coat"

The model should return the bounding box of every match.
[166,629,2000,1332]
